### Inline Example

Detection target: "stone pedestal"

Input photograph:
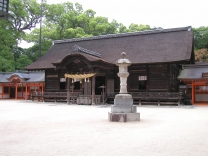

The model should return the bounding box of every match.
[108,52,140,122]
[108,94,140,122]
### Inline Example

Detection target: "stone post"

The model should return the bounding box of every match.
[116,52,131,94]
[108,52,140,122]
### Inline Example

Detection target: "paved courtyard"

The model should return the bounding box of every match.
[0,100,208,156]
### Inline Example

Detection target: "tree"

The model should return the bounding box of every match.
[0,0,46,72]
[0,20,16,72]
[128,24,151,32]
[9,0,46,32]
[15,54,32,70]
[24,2,121,57]
[195,48,208,62]
[193,27,208,50]
[12,46,25,62]
[0,46,15,72]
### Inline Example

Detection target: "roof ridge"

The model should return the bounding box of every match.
[53,26,192,44]
[72,45,101,58]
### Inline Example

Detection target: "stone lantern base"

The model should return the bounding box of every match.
[108,94,140,122]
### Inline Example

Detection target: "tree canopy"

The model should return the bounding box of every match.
[0,0,44,71]
[194,26,208,61]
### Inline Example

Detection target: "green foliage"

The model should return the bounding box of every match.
[193,26,208,50]
[0,20,16,72]
[0,46,15,72]
[9,0,46,32]
[12,46,25,62]
[24,44,39,62]
[15,54,32,70]
[0,0,46,72]
[129,24,151,32]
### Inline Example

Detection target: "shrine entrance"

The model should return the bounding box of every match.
[95,76,105,95]
[10,87,15,99]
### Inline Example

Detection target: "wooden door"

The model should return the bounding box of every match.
[84,81,91,95]
[107,79,114,94]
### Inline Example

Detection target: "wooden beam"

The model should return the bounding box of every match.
[67,78,71,104]
[192,81,194,104]
[2,84,4,99]
[15,84,17,100]
[25,86,28,100]
[92,76,95,105]
[147,65,149,91]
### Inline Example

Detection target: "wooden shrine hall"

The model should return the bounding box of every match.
[0,71,44,100]
[24,26,195,105]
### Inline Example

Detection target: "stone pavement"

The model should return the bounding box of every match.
[0,100,208,156]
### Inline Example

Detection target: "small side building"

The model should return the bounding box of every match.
[178,62,208,104]
[0,71,45,100]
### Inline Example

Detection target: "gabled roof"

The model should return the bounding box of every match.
[178,62,208,80]
[0,71,45,83]
[24,26,194,70]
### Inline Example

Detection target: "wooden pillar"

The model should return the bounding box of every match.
[21,84,23,98]
[42,84,44,93]
[92,76,95,105]
[185,84,188,93]
[25,85,28,100]
[67,78,71,104]
[192,81,194,104]
[167,64,170,92]
[1,85,4,99]
[9,86,10,99]
[82,79,84,95]
[72,82,74,103]
[146,65,149,92]
[15,84,18,100]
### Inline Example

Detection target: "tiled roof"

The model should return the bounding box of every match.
[0,71,45,83]
[178,62,208,80]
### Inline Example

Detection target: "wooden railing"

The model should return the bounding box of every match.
[31,92,102,104]
[31,92,82,103]
[32,91,183,106]
[107,92,182,106]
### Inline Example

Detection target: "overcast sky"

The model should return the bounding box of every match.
[47,0,208,29]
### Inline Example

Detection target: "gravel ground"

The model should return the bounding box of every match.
[0,100,208,156]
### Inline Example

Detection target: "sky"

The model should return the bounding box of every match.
[47,0,208,29]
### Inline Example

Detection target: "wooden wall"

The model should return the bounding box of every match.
[45,69,59,91]
[148,64,168,91]
[45,63,180,93]
[169,64,179,92]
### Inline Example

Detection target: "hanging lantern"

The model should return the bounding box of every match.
[0,0,9,19]
[72,79,74,83]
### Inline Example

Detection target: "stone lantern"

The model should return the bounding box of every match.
[108,52,140,122]
[0,0,9,19]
